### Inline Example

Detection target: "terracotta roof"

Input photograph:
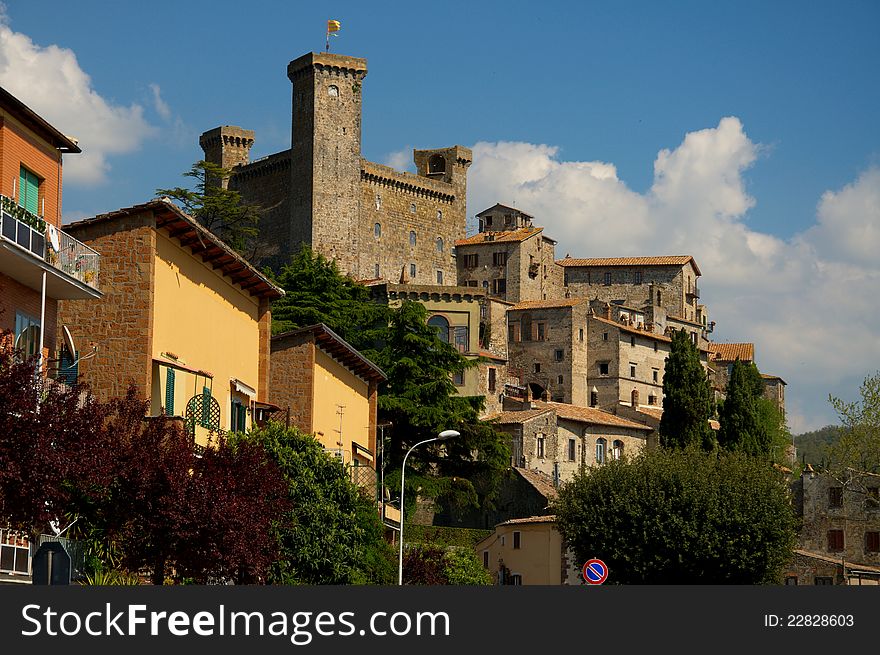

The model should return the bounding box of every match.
[478,350,507,362]
[497,515,557,526]
[272,323,387,384]
[708,342,754,362]
[475,203,534,219]
[512,467,558,501]
[590,316,672,343]
[794,550,880,574]
[761,373,787,385]
[557,255,701,276]
[534,401,653,431]
[510,298,588,311]
[487,408,554,424]
[66,198,284,300]
[455,227,542,246]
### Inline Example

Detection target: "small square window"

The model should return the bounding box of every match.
[533,362,541,374]
[866,531,880,553]
[554,349,564,361]
[602,332,608,341]
[814,577,833,585]
[599,362,609,376]
[785,576,798,585]
[453,371,464,386]
[653,370,659,383]
[557,375,564,385]
[827,529,844,552]
[829,487,843,509]
[634,271,643,284]
[410,203,416,213]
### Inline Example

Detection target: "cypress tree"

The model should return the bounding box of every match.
[659,329,714,450]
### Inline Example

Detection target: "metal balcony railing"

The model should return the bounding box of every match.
[0,194,100,291]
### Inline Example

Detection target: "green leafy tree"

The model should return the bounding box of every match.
[554,447,798,584]
[157,160,261,257]
[827,372,880,473]
[659,329,714,450]
[270,246,389,339]
[402,544,492,585]
[244,422,395,584]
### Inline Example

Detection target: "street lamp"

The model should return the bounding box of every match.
[398,429,460,585]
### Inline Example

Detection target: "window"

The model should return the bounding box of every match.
[374,222,381,238]
[231,399,247,433]
[603,272,612,285]
[612,440,624,460]
[653,370,659,383]
[648,394,657,406]
[409,231,417,247]
[590,390,598,407]
[483,551,489,568]
[14,312,40,359]
[453,371,464,386]
[557,375,564,385]
[485,216,493,227]
[630,336,636,347]
[599,362,609,376]
[536,436,545,459]
[508,322,521,342]
[579,328,584,341]
[453,326,468,353]
[493,251,507,266]
[784,576,798,586]
[437,210,442,221]
[596,438,607,465]
[602,332,608,341]
[410,263,417,279]
[428,315,450,343]
[463,254,479,268]
[513,531,521,550]
[165,368,176,416]
[554,349,564,361]
[814,577,833,585]
[630,364,636,378]
[19,166,40,216]
[374,263,380,278]
[533,362,541,374]
[409,203,416,213]
[488,368,496,393]
[568,438,576,461]
[437,270,443,284]
[327,85,339,97]
[827,529,844,552]
[866,532,880,553]
[509,574,522,585]
[375,194,382,210]
[654,341,658,353]
[634,271,643,284]
[657,291,662,305]
[492,278,507,294]
[537,323,546,341]
[829,487,843,509]
[436,237,444,252]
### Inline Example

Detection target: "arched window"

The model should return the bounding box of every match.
[612,440,624,461]
[409,230,417,247]
[596,438,607,465]
[410,203,416,214]
[374,222,381,238]
[328,85,339,97]
[437,210,442,221]
[428,154,446,174]
[631,389,640,407]
[427,315,450,343]
[436,237,444,252]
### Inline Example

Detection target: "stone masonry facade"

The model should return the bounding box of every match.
[269,332,316,433]
[200,52,470,283]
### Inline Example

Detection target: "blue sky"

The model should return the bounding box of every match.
[2,1,879,433]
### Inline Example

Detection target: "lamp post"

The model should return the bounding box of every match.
[398,429,460,586]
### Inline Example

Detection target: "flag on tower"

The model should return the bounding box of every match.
[326,19,341,52]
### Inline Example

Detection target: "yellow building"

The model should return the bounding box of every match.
[476,515,582,585]
[57,199,283,447]
[269,323,387,484]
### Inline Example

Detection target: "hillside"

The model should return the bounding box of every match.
[793,425,841,466]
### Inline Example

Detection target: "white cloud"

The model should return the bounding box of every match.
[0,16,155,185]
[149,83,172,121]
[384,148,414,172]
[468,119,880,432]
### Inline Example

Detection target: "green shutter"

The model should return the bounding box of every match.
[19,167,39,216]
[201,386,211,426]
[239,403,248,430]
[165,368,175,416]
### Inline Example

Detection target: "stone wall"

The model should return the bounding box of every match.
[58,212,156,401]
[268,331,316,433]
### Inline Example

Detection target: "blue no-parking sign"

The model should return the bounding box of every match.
[582,558,608,585]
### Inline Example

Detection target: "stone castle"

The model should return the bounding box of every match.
[200,52,470,285]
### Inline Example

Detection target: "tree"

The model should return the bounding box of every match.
[245,422,396,585]
[827,372,880,474]
[659,329,714,450]
[554,447,798,584]
[270,246,389,339]
[718,359,766,455]
[157,160,261,257]
[402,544,492,585]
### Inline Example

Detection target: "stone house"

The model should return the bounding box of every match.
[489,407,559,479]
[269,323,387,493]
[532,401,653,479]
[707,341,754,393]
[762,373,787,416]
[790,467,880,582]
[455,212,562,303]
[0,87,101,366]
[475,516,582,585]
[200,52,470,283]
[558,255,708,343]
[506,298,590,405]
[57,199,283,447]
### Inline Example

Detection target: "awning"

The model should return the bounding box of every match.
[230,378,256,397]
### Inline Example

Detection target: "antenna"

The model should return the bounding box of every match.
[46,224,60,253]
[56,325,98,369]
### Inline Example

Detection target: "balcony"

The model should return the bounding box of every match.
[686,285,700,299]
[0,195,100,299]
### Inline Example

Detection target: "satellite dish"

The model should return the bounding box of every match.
[46,224,61,253]
[62,325,76,355]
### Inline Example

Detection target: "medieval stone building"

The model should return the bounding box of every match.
[200,52,471,282]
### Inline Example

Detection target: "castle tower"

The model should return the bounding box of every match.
[199,126,255,189]
[287,52,368,276]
